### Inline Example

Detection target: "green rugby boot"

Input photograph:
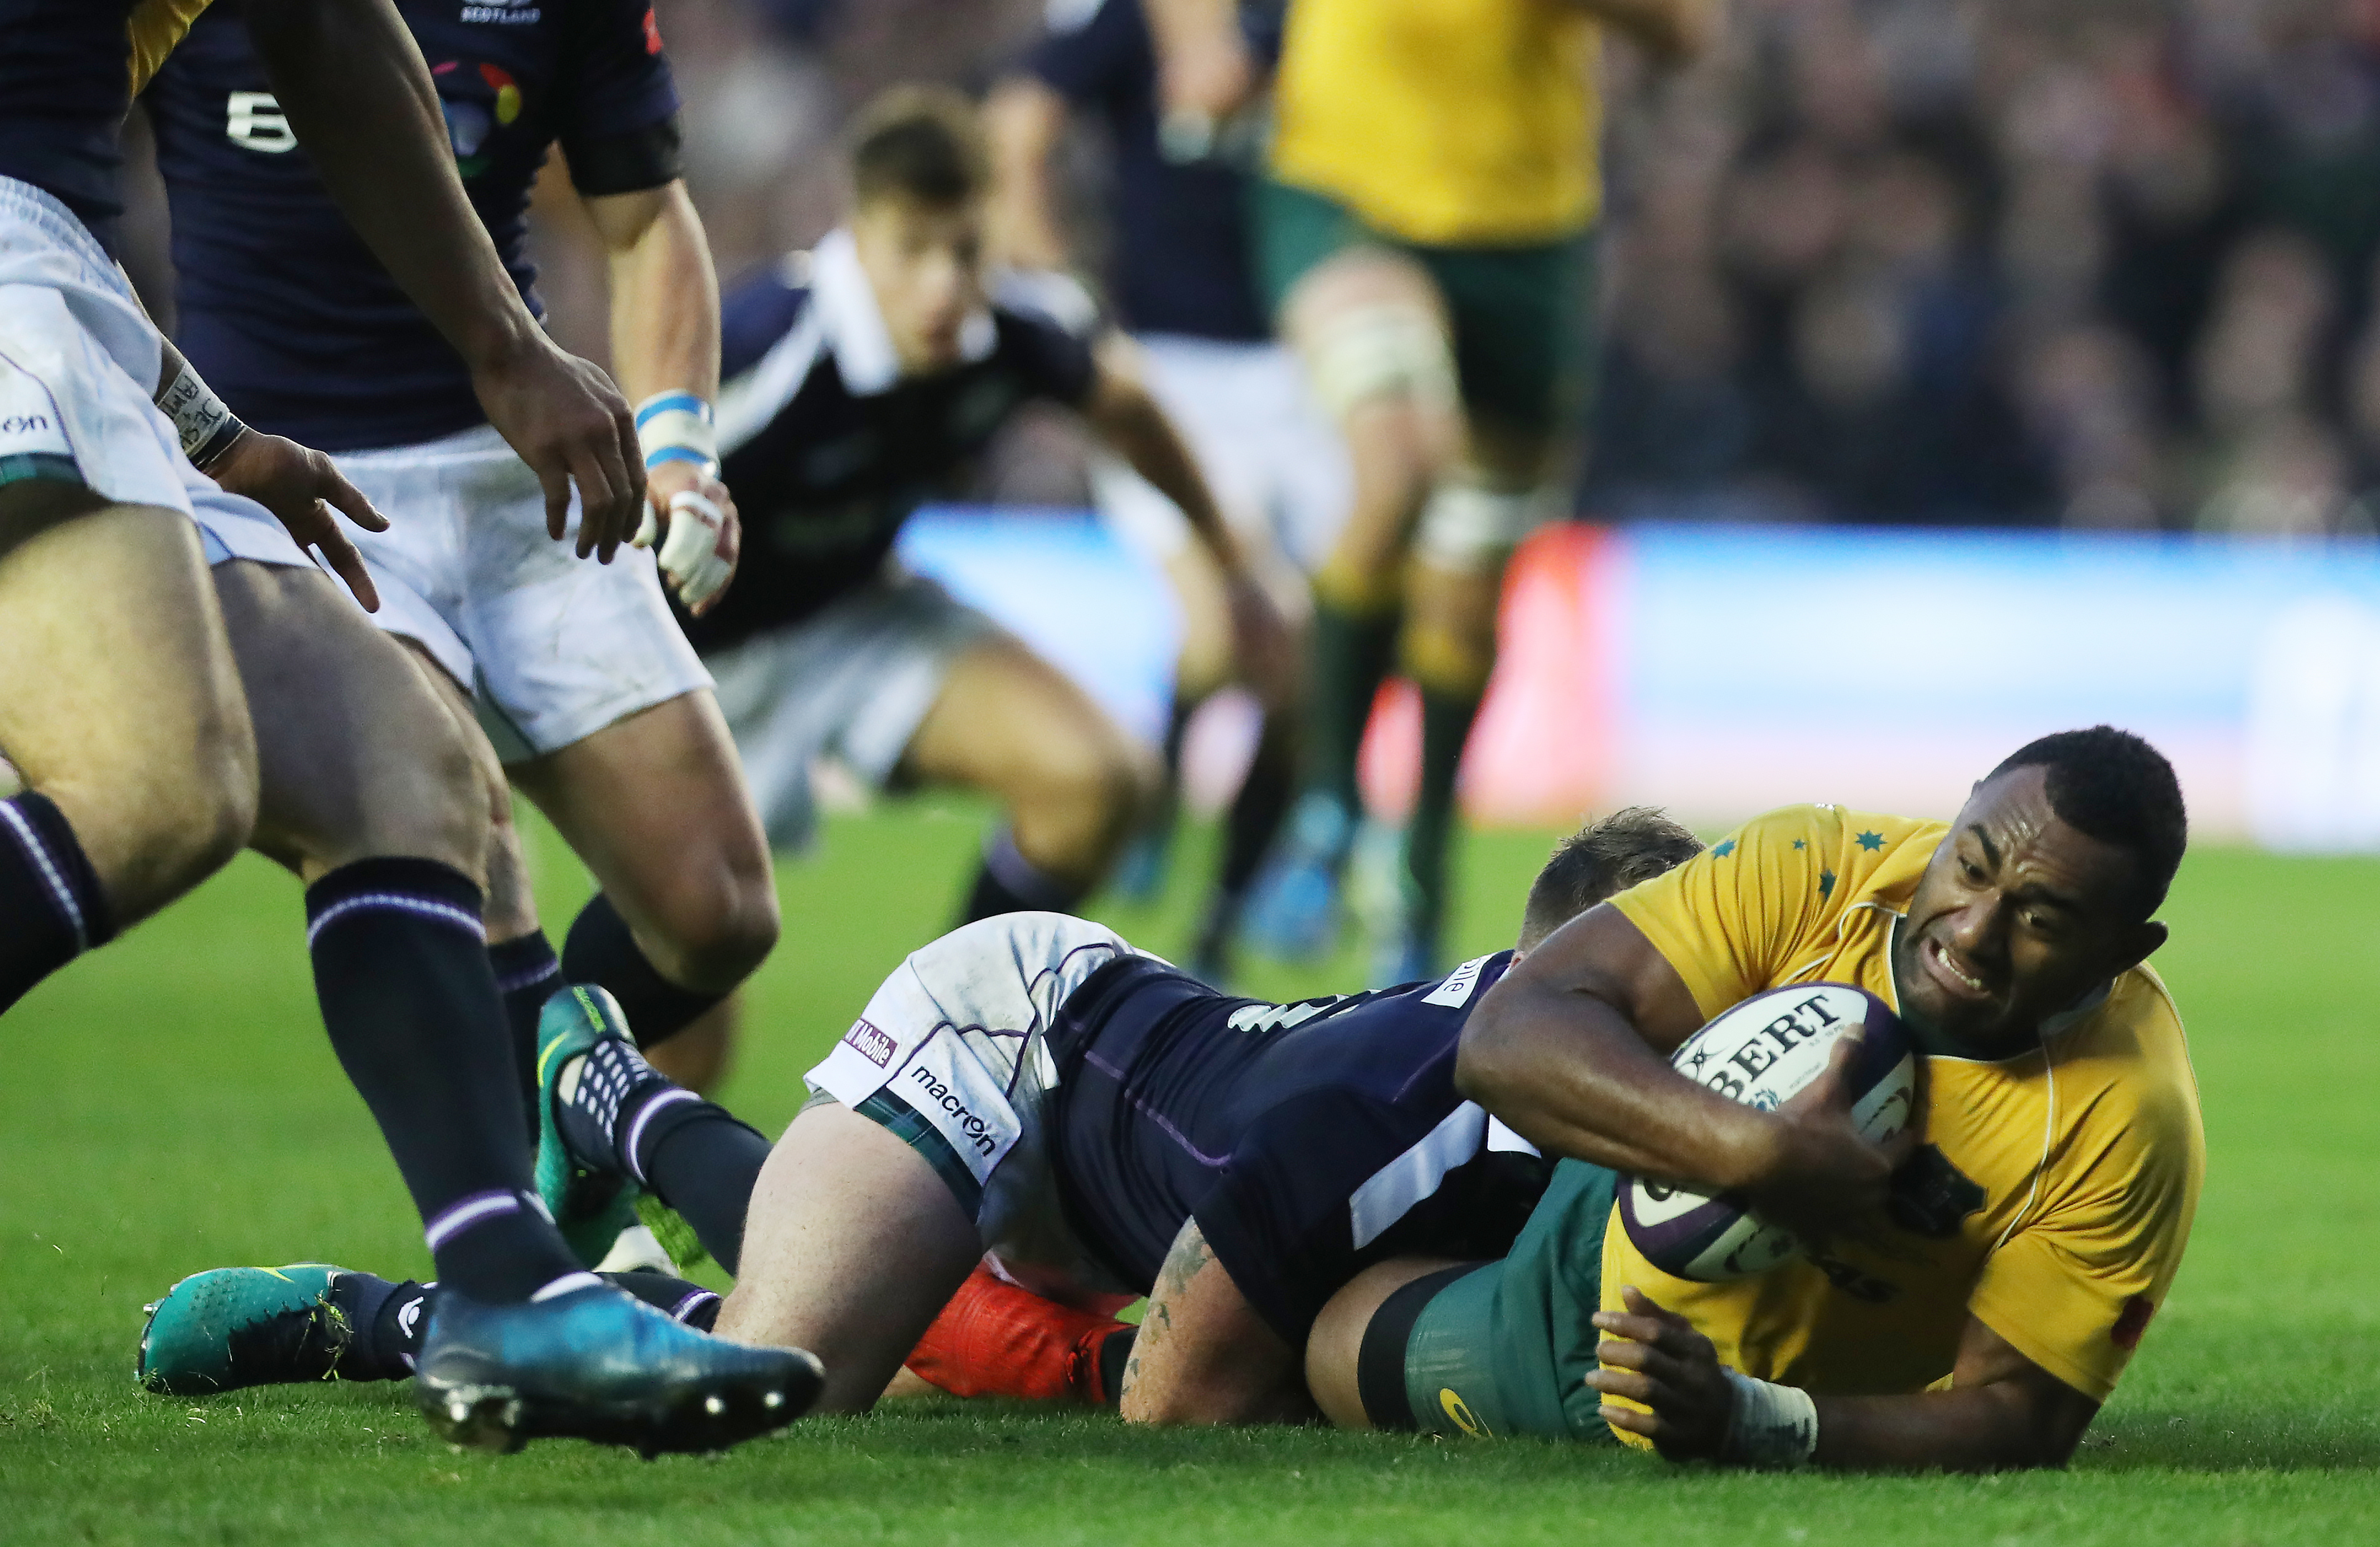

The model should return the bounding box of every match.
[137,1263,399,1395]
[533,984,643,1266]
[416,1279,823,1456]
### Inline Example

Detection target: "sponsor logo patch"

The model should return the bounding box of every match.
[843,1018,897,1069]
[1423,955,1494,1008]
[1439,1388,1491,1438]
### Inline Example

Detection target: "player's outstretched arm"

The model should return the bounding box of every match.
[1588,1287,2099,1470]
[1458,905,1902,1247]
[1083,344,1296,702]
[142,309,387,610]
[585,182,739,615]
[1119,1219,1312,1426]
[238,0,644,562]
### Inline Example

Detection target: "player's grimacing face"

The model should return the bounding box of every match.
[851,194,988,375]
[1892,766,2158,1053]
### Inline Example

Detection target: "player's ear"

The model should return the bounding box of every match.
[2112,919,2168,973]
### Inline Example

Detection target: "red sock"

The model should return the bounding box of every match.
[906,1262,1135,1404]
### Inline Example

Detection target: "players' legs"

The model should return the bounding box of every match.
[1242,244,1460,958]
[1304,1256,1473,1430]
[215,556,586,1301]
[712,1101,984,1412]
[0,488,256,1007]
[1391,415,1562,980]
[1157,540,1304,979]
[508,689,779,1059]
[900,632,1161,920]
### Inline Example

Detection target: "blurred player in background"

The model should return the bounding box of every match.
[1151,0,1713,984]
[145,0,777,1113]
[1,0,815,1454]
[691,87,1289,932]
[984,0,1345,983]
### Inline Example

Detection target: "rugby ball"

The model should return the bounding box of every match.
[1618,983,1915,1282]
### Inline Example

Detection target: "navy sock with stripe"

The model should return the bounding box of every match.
[488,930,561,1132]
[305,857,581,1303]
[0,791,116,1012]
[561,892,724,1052]
[556,1035,770,1274]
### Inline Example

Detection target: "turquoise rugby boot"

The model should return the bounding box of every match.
[138,1263,394,1395]
[1238,792,1354,961]
[415,1279,823,1456]
[533,985,642,1266]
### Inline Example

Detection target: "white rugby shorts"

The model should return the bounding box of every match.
[332,423,711,762]
[705,565,1000,851]
[1093,334,1350,574]
[0,176,194,516]
[805,912,1145,1307]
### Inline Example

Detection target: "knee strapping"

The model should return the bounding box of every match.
[1413,483,1558,570]
[1306,304,1459,419]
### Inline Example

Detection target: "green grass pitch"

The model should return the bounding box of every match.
[1,803,2374,1544]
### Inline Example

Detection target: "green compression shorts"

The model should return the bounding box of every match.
[1355,1160,1621,1443]
[1249,178,1598,437]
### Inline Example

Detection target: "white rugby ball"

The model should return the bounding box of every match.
[1618,983,1915,1282]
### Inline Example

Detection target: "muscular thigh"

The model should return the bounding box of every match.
[898,634,1143,805]
[506,690,773,955]
[0,491,253,909]
[212,559,483,883]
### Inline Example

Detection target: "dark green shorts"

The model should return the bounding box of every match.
[1249,178,1598,437]
[1355,1160,1620,1443]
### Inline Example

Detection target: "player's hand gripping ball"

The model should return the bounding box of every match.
[1620,984,1916,1281]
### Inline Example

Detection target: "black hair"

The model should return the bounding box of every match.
[1988,726,2187,917]
[1518,806,1706,951]
[847,85,989,208]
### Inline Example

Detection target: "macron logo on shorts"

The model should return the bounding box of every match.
[908,1065,1000,1158]
[843,1018,897,1069]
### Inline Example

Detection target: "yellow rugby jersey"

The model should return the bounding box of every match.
[1269,0,1602,245]
[1601,804,2204,1430]
[130,0,214,95]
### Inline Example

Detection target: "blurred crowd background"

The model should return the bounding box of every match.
[127,0,2380,536]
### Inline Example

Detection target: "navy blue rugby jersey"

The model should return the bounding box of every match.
[692,232,1099,652]
[0,0,177,250]
[1023,0,1266,342]
[1043,950,1552,1344]
[144,0,680,450]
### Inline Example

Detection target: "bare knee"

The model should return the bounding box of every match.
[1010,726,1160,882]
[635,859,780,991]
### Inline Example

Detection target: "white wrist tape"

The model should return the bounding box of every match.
[155,362,245,471]
[640,488,733,610]
[634,390,717,473]
[1719,1369,1819,1469]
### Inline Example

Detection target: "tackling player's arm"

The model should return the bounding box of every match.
[1587,1287,2099,1470]
[237,0,644,561]
[1456,905,1903,1247]
[1120,1219,1312,1426]
[1082,344,1295,698]
[581,179,740,613]
[140,305,387,611]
